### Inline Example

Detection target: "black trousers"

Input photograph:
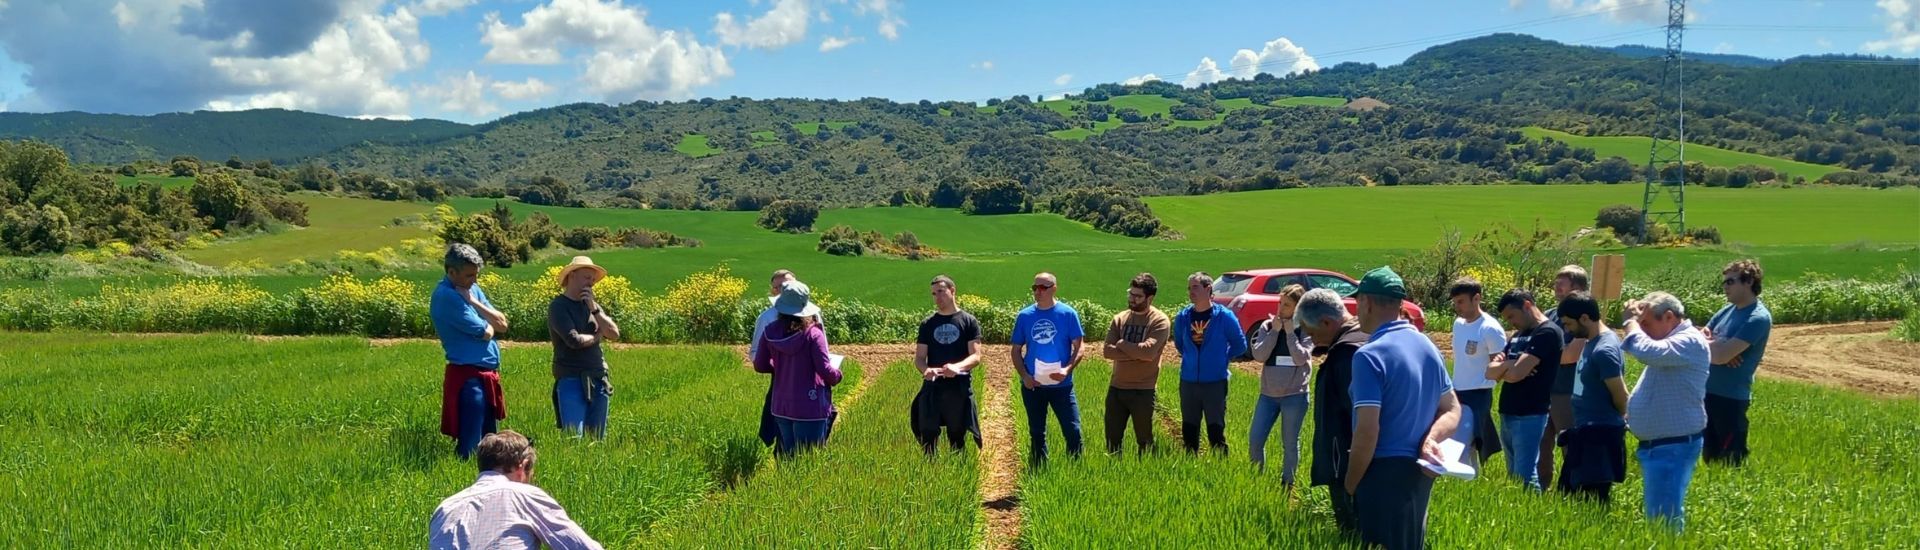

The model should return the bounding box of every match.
[1354,457,1434,550]
[1179,380,1229,453]
[1104,387,1156,454]
[1703,393,1751,466]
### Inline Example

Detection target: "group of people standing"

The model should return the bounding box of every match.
[423,239,1773,550]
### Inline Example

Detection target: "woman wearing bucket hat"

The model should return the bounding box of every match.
[753,280,844,457]
[549,256,621,439]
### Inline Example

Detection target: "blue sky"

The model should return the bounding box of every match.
[0,0,1911,123]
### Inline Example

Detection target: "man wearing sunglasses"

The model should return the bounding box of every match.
[1702,259,1772,467]
[1011,272,1086,463]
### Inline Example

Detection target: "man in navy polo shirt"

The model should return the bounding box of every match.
[1344,266,1461,550]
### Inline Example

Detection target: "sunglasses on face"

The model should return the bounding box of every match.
[1032,285,1054,291]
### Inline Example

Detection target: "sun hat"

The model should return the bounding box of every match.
[556,256,607,288]
[773,280,821,317]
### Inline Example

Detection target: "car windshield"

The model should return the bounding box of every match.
[1310,274,1360,297]
[1213,274,1255,297]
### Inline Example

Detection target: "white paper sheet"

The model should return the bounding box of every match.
[1417,438,1477,480]
[828,354,845,371]
[1035,360,1066,386]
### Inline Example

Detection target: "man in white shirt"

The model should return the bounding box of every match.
[429,431,602,550]
[1448,277,1506,469]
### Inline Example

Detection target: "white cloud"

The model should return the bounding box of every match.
[1712,41,1735,54]
[203,5,429,119]
[853,0,905,40]
[418,70,497,117]
[1865,0,1920,53]
[1052,73,1072,86]
[1518,0,1678,24]
[1043,93,1067,101]
[714,0,811,50]
[1509,0,1526,8]
[1815,37,1834,49]
[818,35,860,52]
[1122,73,1160,85]
[970,60,993,70]
[1227,37,1318,79]
[817,10,831,22]
[482,0,733,102]
[414,0,477,16]
[1182,56,1223,88]
[492,77,554,100]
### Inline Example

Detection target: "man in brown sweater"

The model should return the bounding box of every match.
[1102,273,1172,455]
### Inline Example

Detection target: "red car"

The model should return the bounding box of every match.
[1210,268,1428,345]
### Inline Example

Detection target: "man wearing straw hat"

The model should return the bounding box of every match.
[550,256,621,439]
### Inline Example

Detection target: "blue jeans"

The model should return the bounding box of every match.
[1021,385,1083,462]
[1249,393,1309,485]
[555,376,611,439]
[774,417,830,458]
[456,378,497,459]
[1500,414,1549,491]
[1638,434,1704,531]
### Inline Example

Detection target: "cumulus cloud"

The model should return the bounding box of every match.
[714,0,812,50]
[0,0,430,117]
[204,5,429,118]
[970,60,994,70]
[1122,73,1160,85]
[1181,57,1224,88]
[492,77,554,100]
[853,0,905,40]
[482,0,733,102]
[414,0,477,16]
[176,0,348,57]
[418,70,497,117]
[1227,37,1318,79]
[819,35,861,52]
[1053,73,1072,86]
[1865,0,1920,53]
[1517,0,1681,24]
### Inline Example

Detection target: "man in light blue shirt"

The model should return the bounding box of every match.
[1622,291,1711,531]
[1344,266,1460,550]
[1702,259,1772,467]
[1011,272,1085,463]
[433,243,511,459]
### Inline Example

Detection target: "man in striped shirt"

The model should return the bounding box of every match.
[1621,292,1711,532]
[430,431,603,550]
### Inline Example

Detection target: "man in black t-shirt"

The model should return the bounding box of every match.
[1488,289,1564,492]
[914,275,984,453]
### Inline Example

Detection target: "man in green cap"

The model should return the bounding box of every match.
[1344,266,1461,550]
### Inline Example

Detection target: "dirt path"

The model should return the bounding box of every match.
[975,344,1022,550]
[1755,322,1920,397]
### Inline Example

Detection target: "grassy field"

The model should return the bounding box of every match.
[1013,357,1920,547]
[1044,94,1272,140]
[0,333,787,547]
[1522,127,1845,182]
[1272,96,1348,108]
[113,174,196,189]
[1146,185,1920,249]
[181,194,433,267]
[674,134,721,158]
[9,332,1908,546]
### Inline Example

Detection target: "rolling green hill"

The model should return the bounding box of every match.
[1522,127,1844,182]
[182,194,433,267]
[0,109,469,165]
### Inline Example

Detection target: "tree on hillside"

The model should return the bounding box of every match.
[963,179,1029,215]
[757,200,821,233]
[189,171,252,231]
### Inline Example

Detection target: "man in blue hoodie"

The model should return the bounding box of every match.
[1172,272,1249,454]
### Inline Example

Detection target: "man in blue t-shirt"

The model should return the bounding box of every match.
[1702,259,1772,467]
[1344,267,1460,550]
[1011,272,1086,463]
[1557,291,1629,503]
[431,243,511,459]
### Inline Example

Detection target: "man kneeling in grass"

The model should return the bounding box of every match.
[430,430,603,550]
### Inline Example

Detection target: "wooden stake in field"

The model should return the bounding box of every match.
[1590,254,1626,302]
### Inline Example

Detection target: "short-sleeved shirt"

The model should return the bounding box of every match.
[1705,301,1773,400]
[1012,303,1085,386]
[1450,313,1507,391]
[1498,321,1564,417]
[1546,308,1578,396]
[918,310,982,384]
[431,278,500,369]
[1350,320,1453,460]
[548,295,606,379]
[1572,330,1626,427]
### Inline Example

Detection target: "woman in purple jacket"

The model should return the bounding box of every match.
[753,281,843,458]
